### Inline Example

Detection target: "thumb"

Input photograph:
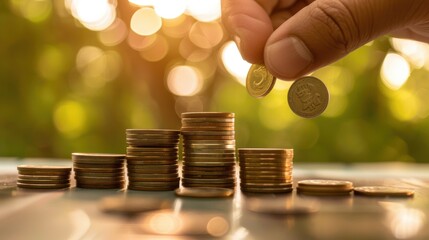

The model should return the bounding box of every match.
[264,0,428,80]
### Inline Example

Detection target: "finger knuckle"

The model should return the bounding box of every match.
[310,1,359,53]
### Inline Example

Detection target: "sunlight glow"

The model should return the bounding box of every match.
[381,53,410,90]
[131,7,162,36]
[391,38,429,68]
[70,0,116,31]
[189,21,224,49]
[186,0,221,22]
[98,18,128,46]
[154,0,186,19]
[139,35,169,62]
[221,41,251,86]
[128,0,153,6]
[167,65,203,96]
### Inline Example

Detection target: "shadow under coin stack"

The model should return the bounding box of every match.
[72,153,126,189]
[238,148,294,193]
[181,112,236,189]
[17,165,71,190]
[126,129,180,191]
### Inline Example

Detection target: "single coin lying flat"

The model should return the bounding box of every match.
[353,186,415,197]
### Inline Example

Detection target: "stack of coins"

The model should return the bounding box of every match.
[17,165,71,189]
[72,153,126,189]
[181,112,236,189]
[126,129,180,191]
[297,179,354,196]
[238,148,293,193]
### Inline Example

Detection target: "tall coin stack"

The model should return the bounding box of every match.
[72,153,126,189]
[126,129,180,191]
[181,112,236,189]
[17,165,71,190]
[238,148,293,193]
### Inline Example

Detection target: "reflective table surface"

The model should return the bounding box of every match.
[1,158,428,240]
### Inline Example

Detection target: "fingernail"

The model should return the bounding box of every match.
[266,37,313,79]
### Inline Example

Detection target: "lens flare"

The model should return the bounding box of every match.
[154,0,186,19]
[221,41,251,86]
[167,65,203,96]
[381,53,410,90]
[131,7,162,36]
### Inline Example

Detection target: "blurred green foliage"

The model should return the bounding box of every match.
[1,0,429,163]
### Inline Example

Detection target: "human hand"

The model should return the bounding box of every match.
[222,0,429,80]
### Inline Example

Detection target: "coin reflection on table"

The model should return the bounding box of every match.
[134,210,229,237]
[246,197,320,216]
[99,196,172,215]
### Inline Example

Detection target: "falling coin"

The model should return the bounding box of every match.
[246,64,276,98]
[288,76,329,118]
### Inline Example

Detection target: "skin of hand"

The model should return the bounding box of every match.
[221,0,429,80]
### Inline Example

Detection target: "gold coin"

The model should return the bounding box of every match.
[17,179,70,184]
[288,76,329,118]
[246,64,276,98]
[128,185,177,191]
[126,129,180,135]
[353,186,415,197]
[76,183,124,189]
[238,148,292,154]
[181,112,234,118]
[184,143,236,149]
[182,122,235,127]
[182,182,235,188]
[74,171,124,177]
[298,179,353,189]
[182,135,236,140]
[175,187,234,198]
[18,175,68,180]
[241,186,293,194]
[73,162,124,168]
[297,186,352,193]
[181,131,235,136]
[17,182,70,189]
[181,118,235,123]
[126,147,178,152]
[73,167,125,173]
[72,153,126,159]
[129,181,179,188]
[183,161,236,167]
[182,177,235,184]
[183,166,235,172]
[17,165,71,172]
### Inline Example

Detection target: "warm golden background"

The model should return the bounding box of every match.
[1,0,429,162]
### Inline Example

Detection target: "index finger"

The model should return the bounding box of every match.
[221,0,273,63]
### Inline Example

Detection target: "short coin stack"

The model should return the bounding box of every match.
[126,129,180,191]
[72,153,126,189]
[181,112,236,189]
[297,179,354,196]
[238,148,293,193]
[17,165,71,189]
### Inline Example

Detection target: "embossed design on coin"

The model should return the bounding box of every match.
[288,76,329,118]
[246,64,276,98]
